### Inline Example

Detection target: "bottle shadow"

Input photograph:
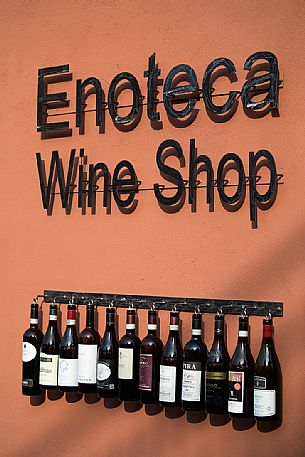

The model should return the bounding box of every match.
[186,411,207,423]
[232,417,256,430]
[65,391,83,403]
[124,401,143,413]
[257,417,282,432]
[84,392,101,404]
[209,413,231,426]
[145,404,163,416]
[165,406,185,419]
[30,390,46,406]
[104,397,122,409]
[47,389,64,401]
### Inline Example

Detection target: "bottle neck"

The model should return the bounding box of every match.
[237,316,249,343]
[48,315,58,326]
[67,307,76,327]
[191,329,202,340]
[147,310,158,336]
[169,311,180,338]
[30,319,38,329]
[238,329,249,343]
[126,323,136,335]
[214,331,224,342]
[105,322,115,331]
[147,325,157,336]
[86,309,95,328]
[262,322,273,340]
[169,328,180,338]
[29,303,39,328]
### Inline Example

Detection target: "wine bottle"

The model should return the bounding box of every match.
[254,318,281,420]
[39,303,61,390]
[206,314,229,414]
[22,301,43,396]
[118,308,141,401]
[228,315,254,418]
[58,304,78,392]
[78,304,100,394]
[159,311,183,407]
[97,307,119,398]
[139,309,163,404]
[181,312,207,411]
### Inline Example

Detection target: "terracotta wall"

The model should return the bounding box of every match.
[1,1,305,456]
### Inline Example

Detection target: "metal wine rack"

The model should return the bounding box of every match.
[41,290,283,317]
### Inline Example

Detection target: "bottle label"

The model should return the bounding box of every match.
[254,375,276,416]
[206,371,227,380]
[182,361,202,402]
[139,354,153,391]
[22,379,34,387]
[238,330,248,337]
[118,348,133,379]
[58,358,78,387]
[254,375,266,389]
[22,342,37,362]
[205,371,228,408]
[159,365,176,402]
[49,315,57,321]
[30,318,38,324]
[192,329,202,336]
[78,344,97,384]
[97,359,117,389]
[228,371,244,413]
[39,353,58,386]
[254,388,276,416]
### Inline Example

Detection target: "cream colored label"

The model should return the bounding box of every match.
[118,348,133,379]
[39,353,58,385]
[254,389,276,416]
[22,342,37,362]
[78,344,97,383]
[159,365,176,402]
[58,358,78,387]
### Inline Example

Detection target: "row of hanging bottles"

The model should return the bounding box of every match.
[22,299,281,420]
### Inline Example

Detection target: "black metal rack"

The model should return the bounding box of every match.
[42,290,283,317]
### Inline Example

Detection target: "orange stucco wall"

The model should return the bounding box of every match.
[1,1,305,456]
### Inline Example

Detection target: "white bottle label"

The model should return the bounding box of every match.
[118,348,133,379]
[159,365,176,402]
[58,358,78,387]
[22,342,37,362]
[254,389,276,416]
[97,362,111,381]
[182,362,202,402]
[228,371,244,413]
[39,353,58,386]
[78,344,97,383]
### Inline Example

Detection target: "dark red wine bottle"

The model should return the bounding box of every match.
[139,310,163,404]
[254,318,281,420]
[206,314,229,414]
[159,311,183,407]
[228,316,254,418]
[181,313,207,411]
[78,304,100,394]
[58,305,78,392]
[22,301,43,396]
[39,303,61,390]
[97,307,119,398]
[118,308,141,401]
